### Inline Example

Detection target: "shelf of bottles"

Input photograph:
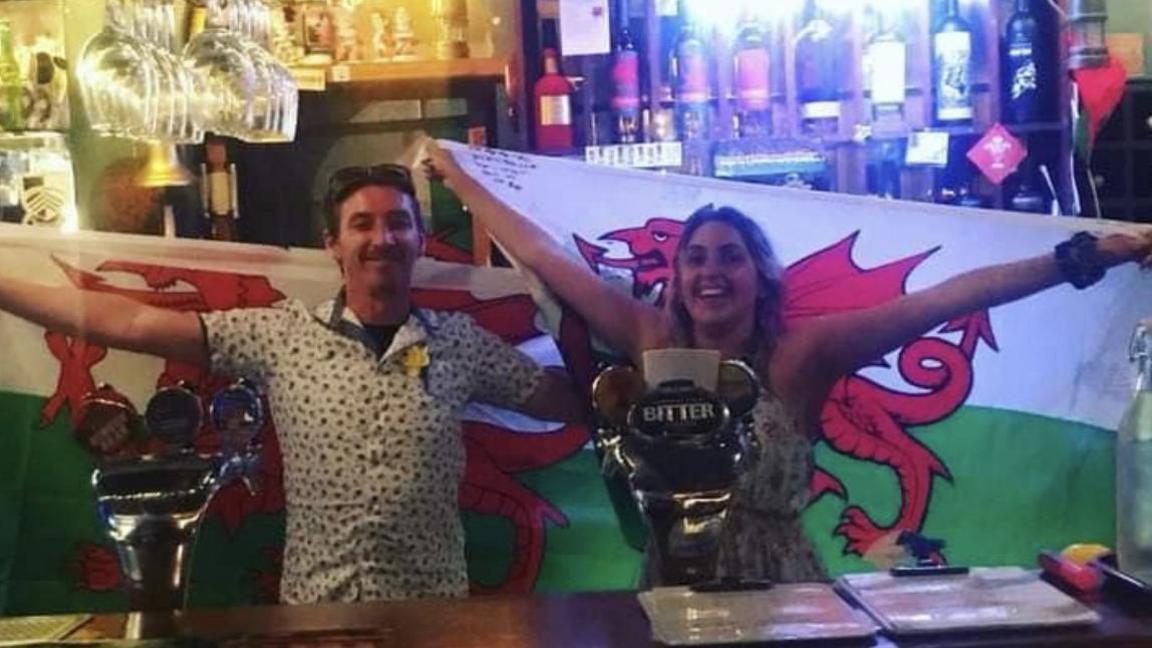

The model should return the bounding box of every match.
[534,0,1070,214]
[284,0,516,90]
[0,0,76,230]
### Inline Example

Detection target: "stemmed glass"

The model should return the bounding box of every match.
[80,0,296,144]
[229,0,298,142]
[77,0,158,137]
[182,0,257,139]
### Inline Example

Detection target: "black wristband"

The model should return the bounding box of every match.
[1054,231,1105,290]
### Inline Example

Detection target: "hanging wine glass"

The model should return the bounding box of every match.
[257,0,298,142]
[139,0,180,54]
[77,0,159,136]
[233,0,297,142]
[272,59,299,141]
[182,0,256,138]
[152,45,203,143]
[170,51,205,144]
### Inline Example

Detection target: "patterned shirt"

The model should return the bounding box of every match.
[199,296,544,604]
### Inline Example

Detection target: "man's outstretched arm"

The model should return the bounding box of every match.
[0,276,206,365]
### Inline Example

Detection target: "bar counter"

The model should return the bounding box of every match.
[57,581,1152,647]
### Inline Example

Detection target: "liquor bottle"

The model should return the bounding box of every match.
[795,0,840,135]
[657,0,679,103]
[671,0,711,141]
[610,0,642,144]
[932,0,973,125]
[533,48,575,153]
[1117,320,1152,581]
[956,186,988,208]
[866,141,904,199]
[300,1,335,59]
[431,0,470,60]
[0,155,22,224]
[1008,164,1047,213]
[0,19,24,132]
[866,159,902,199]
[732,8,771,138]
[865,9,907,122]
[1002,0,1051,124]
[1008,182,1046,212]
[936,163,987,207]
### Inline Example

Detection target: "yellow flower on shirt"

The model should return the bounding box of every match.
[403,344,430,377]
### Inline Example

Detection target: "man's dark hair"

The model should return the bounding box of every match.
[323,164,422,235]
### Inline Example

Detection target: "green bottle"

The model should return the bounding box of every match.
[0,19,24,131]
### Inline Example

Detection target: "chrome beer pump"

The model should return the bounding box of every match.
[75,379,264,637]
[591,356,761,586]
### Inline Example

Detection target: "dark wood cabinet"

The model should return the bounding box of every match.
[1092,78,1152,222]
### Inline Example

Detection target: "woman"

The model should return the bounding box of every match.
[422,140,1152,584]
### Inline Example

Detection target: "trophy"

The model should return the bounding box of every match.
[78,379,264,638]
[431,0,469,59]
[591,350,761,586]
[390,7,419,62]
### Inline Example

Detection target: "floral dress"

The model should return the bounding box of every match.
[641,385,827,586]
[712,387,827,583]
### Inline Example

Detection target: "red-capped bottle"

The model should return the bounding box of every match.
[610,0,641,144]
[732,7,771,138]
[534,48,575,153]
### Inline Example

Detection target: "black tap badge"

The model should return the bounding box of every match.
[75,384,141,462]
[628,380,730,443]
[210,379,264,455]
[144,383,203,455]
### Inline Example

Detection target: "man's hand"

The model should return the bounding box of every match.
[518,367,589,424]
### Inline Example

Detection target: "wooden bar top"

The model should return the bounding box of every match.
[57,583,1152,647]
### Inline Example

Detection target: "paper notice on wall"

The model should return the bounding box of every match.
[559,0,611,56]
[905,130,950,167]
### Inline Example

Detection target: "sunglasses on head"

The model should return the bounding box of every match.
[325,163,415,205]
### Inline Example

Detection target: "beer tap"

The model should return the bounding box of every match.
[590,355,762,586]
[209,378,265,496]
[76,377,267,637]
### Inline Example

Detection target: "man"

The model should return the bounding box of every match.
[0,163,586,604]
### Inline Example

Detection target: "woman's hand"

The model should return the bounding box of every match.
[419,138,468,191]
[1098,227,1152,268]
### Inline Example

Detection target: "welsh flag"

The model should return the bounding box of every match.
[1,143,1150,615]
[0,225,636,615]
[443,142,1151,579]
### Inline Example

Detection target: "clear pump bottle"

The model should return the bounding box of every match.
[1117,319,1152,579]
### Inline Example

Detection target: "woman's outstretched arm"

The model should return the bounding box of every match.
[422,140,671,360]
[807,229,1152,382]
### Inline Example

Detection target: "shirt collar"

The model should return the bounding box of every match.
[314,289,432,361]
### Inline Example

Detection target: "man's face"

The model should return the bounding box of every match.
[325,185,424,297]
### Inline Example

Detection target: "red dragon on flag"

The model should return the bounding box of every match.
[573,219,999,557]
[53,216,997,597]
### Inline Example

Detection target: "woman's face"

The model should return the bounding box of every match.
[676,221,761,331]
